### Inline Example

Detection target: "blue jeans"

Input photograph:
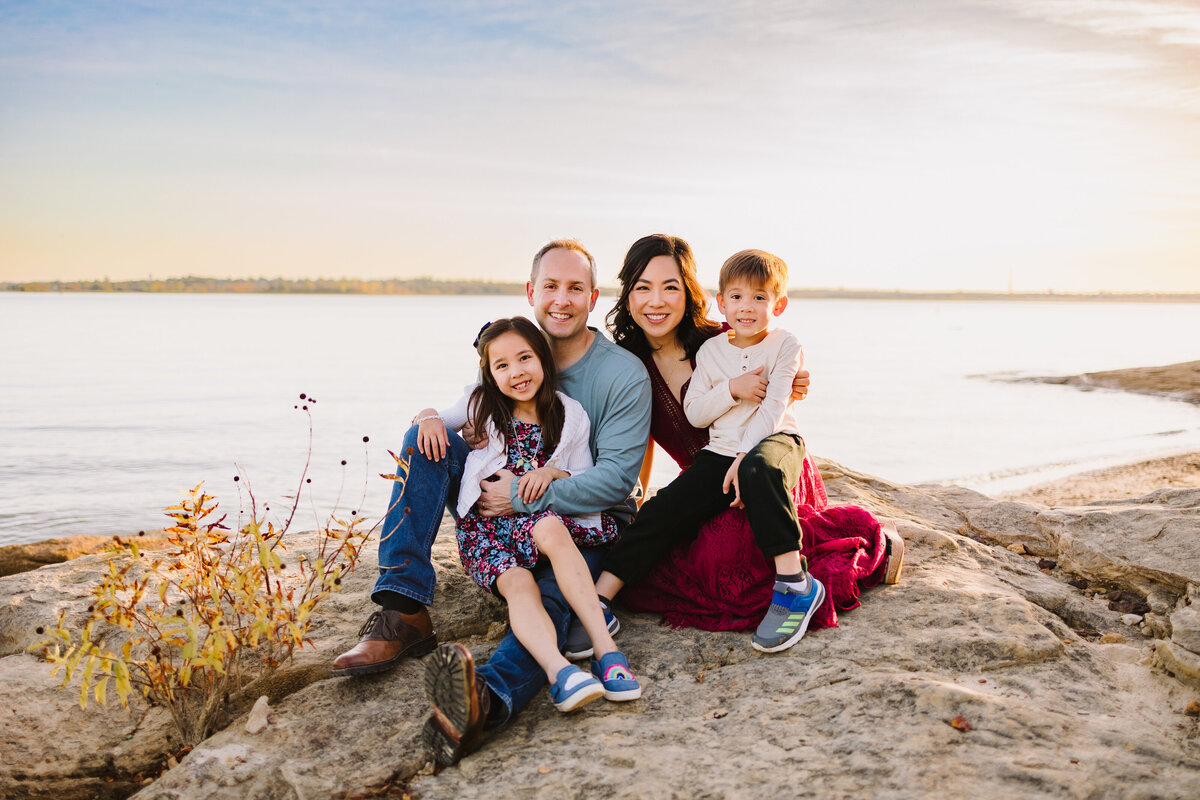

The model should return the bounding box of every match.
[373,423,608,729]
[477,546,608,729]
[372,424,471,606]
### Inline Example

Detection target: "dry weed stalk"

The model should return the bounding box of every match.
[36,404,411,745]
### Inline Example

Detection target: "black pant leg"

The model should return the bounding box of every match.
[602,449,735,587]
[738,433,807,560]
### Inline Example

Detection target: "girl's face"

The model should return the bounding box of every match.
[486,330,545,406]
[627,255,687,347]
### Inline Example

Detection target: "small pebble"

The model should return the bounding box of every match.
[1006,543,1026,554]
[1099,633,1125,644]
[245,695,271,734]
[1120,614,1143,627]
[1185,700,1200,717]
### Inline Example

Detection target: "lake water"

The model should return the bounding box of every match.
[3,292,1199,547]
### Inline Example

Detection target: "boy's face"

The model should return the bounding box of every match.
[716,280,788,341]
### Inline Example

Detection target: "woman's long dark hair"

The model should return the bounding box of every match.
[606,234,722,362]
[469,316,565,454]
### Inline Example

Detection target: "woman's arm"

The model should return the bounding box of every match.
[636,442,654,508]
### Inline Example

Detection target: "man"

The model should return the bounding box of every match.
[333,239,653,765]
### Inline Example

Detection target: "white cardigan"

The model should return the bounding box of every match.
[456,391,601,529]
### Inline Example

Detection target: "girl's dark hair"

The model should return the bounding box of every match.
[470,316,564,454]
[606,233,722,361]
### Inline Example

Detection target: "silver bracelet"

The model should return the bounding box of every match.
[412,413,442,425]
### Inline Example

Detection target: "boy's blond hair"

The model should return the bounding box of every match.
[718,249,788,297]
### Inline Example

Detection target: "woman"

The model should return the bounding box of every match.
[602,234,897,632]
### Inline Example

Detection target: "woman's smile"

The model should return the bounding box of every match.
[630,255,687,345]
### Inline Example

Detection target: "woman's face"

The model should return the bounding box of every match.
[627,254,687,345]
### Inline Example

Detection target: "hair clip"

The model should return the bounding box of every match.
[473,320,493,349]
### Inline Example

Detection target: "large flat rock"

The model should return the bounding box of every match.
[4,462,1199,800]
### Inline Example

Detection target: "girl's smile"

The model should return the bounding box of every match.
[487,330,545,414]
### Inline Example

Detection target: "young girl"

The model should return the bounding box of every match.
[450,316,641,711]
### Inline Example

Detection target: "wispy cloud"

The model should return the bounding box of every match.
[2,1,1199,290]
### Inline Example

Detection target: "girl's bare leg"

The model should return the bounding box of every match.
[531,516,618,659]
[495,568,570,682]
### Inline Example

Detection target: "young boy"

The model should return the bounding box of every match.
[593,249,824,654]
[684,249,823,652]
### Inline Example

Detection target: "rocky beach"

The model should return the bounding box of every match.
[1,361,1198,800]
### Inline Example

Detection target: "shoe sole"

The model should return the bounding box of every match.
[751,582,826,654]
[422,715,459,767]
[330,632,437,677]
[552,680,605,712]
[602,685,642,702]
[883,521,904,585]
[422,644,475,765]
[563,615,621,661]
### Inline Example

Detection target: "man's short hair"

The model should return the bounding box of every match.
[531,239,597,289]
[718,249,788,296]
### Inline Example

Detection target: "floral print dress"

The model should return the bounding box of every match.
[455,418,617,593]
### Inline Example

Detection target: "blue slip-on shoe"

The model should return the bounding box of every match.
[751,577,826,654]
[589,650,642,701]
[562,602,620,661]
[548,665,605,712]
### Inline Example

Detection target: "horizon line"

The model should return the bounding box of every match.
[4,276,1200,302]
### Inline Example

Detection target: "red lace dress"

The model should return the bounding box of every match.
[619,348,888,632]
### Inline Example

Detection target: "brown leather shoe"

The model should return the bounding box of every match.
[331,609,437,676]
[422,643,490,766]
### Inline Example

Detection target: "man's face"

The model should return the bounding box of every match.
[526,248,599,343]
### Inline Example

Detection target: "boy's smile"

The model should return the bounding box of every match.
[716,282,788,347]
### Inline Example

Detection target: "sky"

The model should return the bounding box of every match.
[2,0,1199,292]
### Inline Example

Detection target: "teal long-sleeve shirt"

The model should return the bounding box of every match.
[510,330,650,524]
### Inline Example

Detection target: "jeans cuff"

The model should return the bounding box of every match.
[480,677,513,730]
[370,578,434,608]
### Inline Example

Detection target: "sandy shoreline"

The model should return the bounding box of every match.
[1001,450,1200,506]
[1019,359,1200,404]
[1002,359,1200,505]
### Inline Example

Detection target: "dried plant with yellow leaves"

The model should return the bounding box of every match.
[36,407,410,745]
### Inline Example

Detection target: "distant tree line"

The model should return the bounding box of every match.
[0,276,529,295]
[2,276,1197,303]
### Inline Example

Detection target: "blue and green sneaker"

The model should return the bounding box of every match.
[751,577,826,653]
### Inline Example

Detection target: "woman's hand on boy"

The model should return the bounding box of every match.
[791,369,811,403]
[517,466,570,503]
[415,409,448,461]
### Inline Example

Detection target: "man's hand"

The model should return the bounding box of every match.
[517,466,569,503]
[460,419,487,450]
[478,468,517,517]
[415,408,448,461]
[790,368,811,403]
[729,366,768,404]
[722,453,746,508]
